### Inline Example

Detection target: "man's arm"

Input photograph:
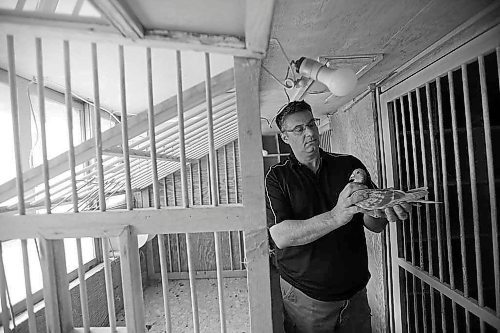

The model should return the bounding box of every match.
[269,182,369,249]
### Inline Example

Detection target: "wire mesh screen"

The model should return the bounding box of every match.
[387,48,499,332]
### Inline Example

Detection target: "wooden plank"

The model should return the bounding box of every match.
[118,226,145,332]
[0,10,262,58]
[39,239,73,333]
[234,57,272,332]
[150,270,247,280]
[0,206,247,240]
[245,0,276,54]
[101,238,117,331]
[0,242,11,333]
[0,69,235,204]
[37,0,59,12]
[89,0,144,39]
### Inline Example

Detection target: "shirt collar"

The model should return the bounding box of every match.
[289,148,325,169]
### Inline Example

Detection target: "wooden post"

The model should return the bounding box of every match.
[39,239,74,333]
[118,226,145,332]
[234,57,272,332]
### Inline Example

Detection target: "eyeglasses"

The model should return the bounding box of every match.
[281,118,320,135]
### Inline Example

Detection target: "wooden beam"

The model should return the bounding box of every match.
[89,0,144,39]
[0,205,247,240]
[37,0,59,13]
[234,57,273,332]
[118,226,145,332]
[0,10,262,58]
[103,147,195,163]
[39,239,74,333]
[245,0,276,54]
[0,68,235,204]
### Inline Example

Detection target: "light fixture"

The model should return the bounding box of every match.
[294,57,357,97]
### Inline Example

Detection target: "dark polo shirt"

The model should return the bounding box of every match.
[265,149,372,301]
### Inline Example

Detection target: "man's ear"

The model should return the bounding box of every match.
[280,132,289,144]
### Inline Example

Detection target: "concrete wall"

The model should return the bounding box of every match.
[329,94,387,333]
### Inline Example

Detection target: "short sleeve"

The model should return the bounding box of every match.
[265,168,293,229]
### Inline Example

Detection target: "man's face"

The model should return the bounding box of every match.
[280,110,320,155]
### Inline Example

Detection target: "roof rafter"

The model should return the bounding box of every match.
[89,0,144,39]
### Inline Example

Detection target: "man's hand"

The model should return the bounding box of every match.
[368,203,411,222]
[330,182,370,226]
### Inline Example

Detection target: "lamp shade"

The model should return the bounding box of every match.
[296,57,357,97]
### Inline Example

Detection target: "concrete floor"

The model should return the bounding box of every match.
[117,278,250,332]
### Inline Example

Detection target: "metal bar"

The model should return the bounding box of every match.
[63,40,79,213]
[158,234,172,333]
[146,47,161,210]
[424,83,438,333]
[7,35,25,214]
[0,242,11,333]
[91,43,106,212]
[398,259,500,329]
[76,238,90,332]
[394,98,411,331]
[447,71,460,333]
[36,37,51,215]
[461,64,484,307]
[415,88,428,333]
[403,93,419,332]
[101,239,117,331]
[118,45,133,210]
[177,50,200,333]
[478,55,499,317]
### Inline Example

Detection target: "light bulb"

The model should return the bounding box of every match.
[317,67,357,97]
[296,57,357,97]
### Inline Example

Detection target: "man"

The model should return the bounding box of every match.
[265,100,410,332]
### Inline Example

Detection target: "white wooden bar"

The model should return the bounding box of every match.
[234,56,272,332]
[118,227,145,332]
[76,238,90,332]
[91,43,106,211]
[206,52,227,332]
[146,47,161,210]
[101,239,117,332]
[198,160,203,204]
[189,163,195,205]
[157,234,172,333]
[36,37,51,214]
[478,55,499,317]
[119,45,133,210]
[461,64,484,310]
[177,50,200,333]
[7,35,25,214]
[0,242,11,333]
[21,239,36,333]
[233,140,244,269]
[63,40,79,212]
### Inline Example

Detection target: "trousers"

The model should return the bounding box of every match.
[280,277,372,333]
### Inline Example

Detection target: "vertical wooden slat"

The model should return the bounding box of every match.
[36,37,51,215]
[189,163,195,205]
[198,160,203,205]
[232,140,244,270]
[478,55,499,317]
[234,56,273,332]
[118,227,145,332]
[76,239,90,332]
[147,47,161,210]
[177,50,200,333]
[7,35,25,215]
[21,239,36,333]
[119,45,133,210]
[223,145,234,271]
[447,71,460,333]
[91,42,106,212]
[0,242,11,333]
[158,234,172,333]
[461,64,484,312]
[205,53,227,333]
[101,239,117,331]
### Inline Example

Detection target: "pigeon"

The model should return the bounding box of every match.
[348,168,439,215]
